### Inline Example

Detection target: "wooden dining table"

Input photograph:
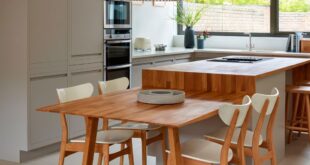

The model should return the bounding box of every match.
[38,88,244,165]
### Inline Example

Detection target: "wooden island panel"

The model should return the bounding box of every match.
[142,70,256,94]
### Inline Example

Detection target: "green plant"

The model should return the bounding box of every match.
[173,2,207,27]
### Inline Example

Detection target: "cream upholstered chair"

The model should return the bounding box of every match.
[206,88,280,165]
[167,95,252,165]
[98,77,167,165]
[57,83,134,165]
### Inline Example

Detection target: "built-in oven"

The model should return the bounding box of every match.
[104,29,132,84]
[103,0,132,29]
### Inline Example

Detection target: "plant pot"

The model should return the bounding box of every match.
[184,26,195,48]
[197,38,204,49]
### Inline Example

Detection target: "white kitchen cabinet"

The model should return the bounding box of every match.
[132,63,153,87]
[68,64,103,138]
[70,0,103,56]
[28,0,68,64]
[29,75,67,149]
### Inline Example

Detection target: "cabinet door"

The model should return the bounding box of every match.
[29,0,67,64]
[68,67,103,138]
[132,63,153,88]
[70,0,103,55]
[29,75,67,149]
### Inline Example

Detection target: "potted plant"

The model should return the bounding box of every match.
[173,3,206,48]
[197,30,209,49]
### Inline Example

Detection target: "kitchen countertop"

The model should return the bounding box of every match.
[132,47,310,59]
[144,55,310,79]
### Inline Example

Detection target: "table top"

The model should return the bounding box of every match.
[38,89,244,128]
[144,56,310,79]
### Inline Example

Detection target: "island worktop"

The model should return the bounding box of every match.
[144,56,310,79]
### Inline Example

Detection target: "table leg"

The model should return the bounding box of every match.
[167,127,182,165]
[82,117,99,165]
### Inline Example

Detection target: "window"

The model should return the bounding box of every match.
[183,0,271,33]
[279,0,310,32]
[179,0,310,35]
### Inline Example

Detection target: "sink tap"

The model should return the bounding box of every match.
[245,33,255,51]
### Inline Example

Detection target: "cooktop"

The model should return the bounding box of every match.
[208,56,273,63]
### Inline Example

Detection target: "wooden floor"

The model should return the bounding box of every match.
[0,136,309,165]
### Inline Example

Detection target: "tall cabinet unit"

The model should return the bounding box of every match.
[68,0,103,138]
[28,0,103,150]
[28,0,68,150]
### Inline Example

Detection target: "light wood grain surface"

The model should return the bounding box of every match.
[38,89,244,128]
[144,56,310,79]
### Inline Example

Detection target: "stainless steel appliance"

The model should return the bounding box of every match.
[208,56,272,63]
[104,29,132,84]
[103,0,132,29]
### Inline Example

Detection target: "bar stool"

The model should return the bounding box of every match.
[166,95,252,165]
[56,83,135,165]
[206,88,280,165]
[286,85,310,143]
[98,77,167,165]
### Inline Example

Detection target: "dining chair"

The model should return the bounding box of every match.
[166,95,252,165]
[98,77,167,165]
[206,88,280,165]
[56,83,135,165]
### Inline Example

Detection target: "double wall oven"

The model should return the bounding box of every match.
[103,0,132,86]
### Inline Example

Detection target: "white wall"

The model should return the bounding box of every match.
[132,1,177,47]
[0,0,28,162]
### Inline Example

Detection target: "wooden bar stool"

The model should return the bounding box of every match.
[206,88,280,165]
[286,85,310,143]
[98,77,167,165]
[166,95,252,165]
[56,83,135,165]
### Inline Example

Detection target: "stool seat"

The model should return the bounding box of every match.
[286,85,310,94]
[298,80,310,86]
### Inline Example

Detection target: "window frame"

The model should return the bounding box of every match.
[177,0,309,37]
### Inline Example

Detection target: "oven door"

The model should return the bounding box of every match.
[105,40,131,67]
[104,0,132,28]
[106,64,131,87]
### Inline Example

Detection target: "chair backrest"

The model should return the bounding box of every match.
[251,88,280,148]
[219,95,252,127]
[218,95,252,165]
[56,83,94,143]
[251,88,279,116]
[98,77,129,95]
[56,83,94,103]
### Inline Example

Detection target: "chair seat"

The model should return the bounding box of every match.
[70,130,134,144]
[205,127,263,147]
[167,139,233,164]
[111,122,162,131]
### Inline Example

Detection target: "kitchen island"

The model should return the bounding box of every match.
[142,56,310,164]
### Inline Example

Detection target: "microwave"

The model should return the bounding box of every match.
[103,0,132,29]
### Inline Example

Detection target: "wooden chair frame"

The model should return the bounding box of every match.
[58,113,134,165]
[208,97,279,165]
[167,109,241,165]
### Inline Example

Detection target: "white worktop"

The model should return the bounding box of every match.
[132,47,310,59]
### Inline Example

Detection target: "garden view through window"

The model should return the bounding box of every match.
[183,0,310,33]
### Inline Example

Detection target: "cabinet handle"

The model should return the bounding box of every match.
[71,53,102,57]
[71,69,102,75]
[30,73,68,80]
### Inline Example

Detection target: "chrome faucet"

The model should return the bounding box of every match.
[245,33,255,51]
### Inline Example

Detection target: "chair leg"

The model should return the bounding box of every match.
[161,128,167,165]
[305,95,310,141]
[58,142,66,165]
[119,144,125,165]
[98,154,103,165]
[141,131,147,165]
[288,93,300,143]
[127,139,135,165]
[103,144,110,165]
[270,146,277,165]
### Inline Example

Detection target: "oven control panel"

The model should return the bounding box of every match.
[104,29,131,40]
